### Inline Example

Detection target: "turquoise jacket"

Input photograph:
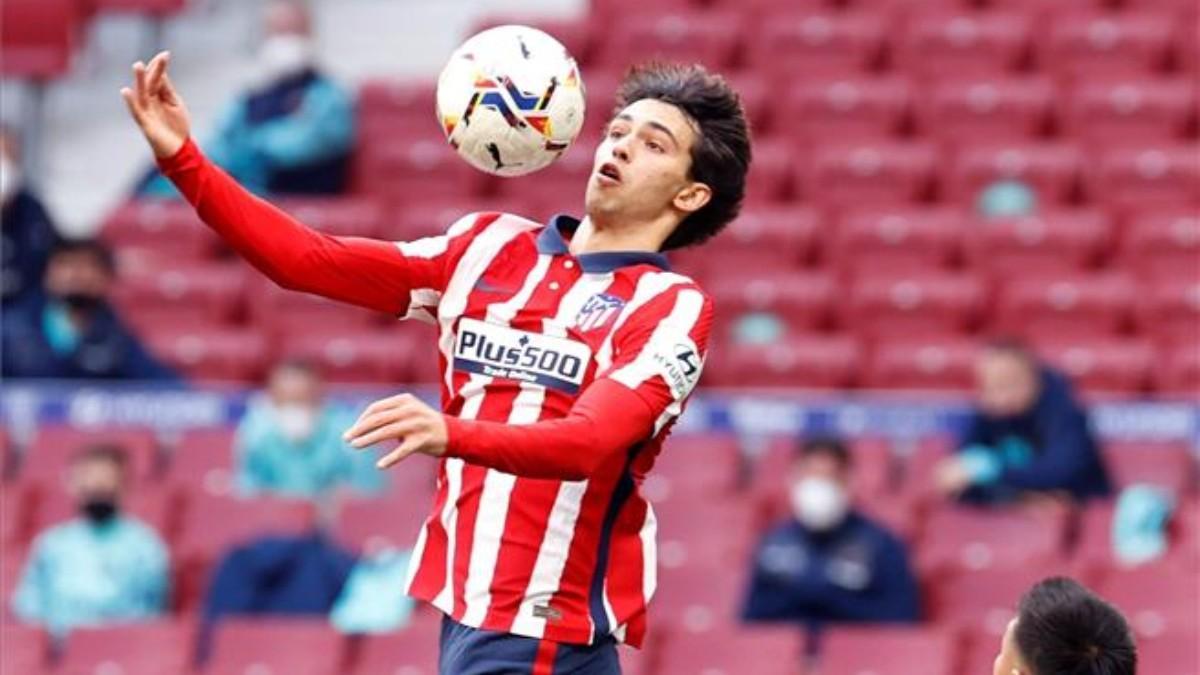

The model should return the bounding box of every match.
[12,516,170,636]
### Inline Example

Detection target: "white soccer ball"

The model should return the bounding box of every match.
[436,25,586,177]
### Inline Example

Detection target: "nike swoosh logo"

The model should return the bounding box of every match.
[474,278,515,294]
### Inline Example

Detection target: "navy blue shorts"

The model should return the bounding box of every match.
[438,616,621,675]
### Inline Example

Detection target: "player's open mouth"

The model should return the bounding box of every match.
[596,162,622,185]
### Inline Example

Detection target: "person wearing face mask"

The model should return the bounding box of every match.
[0,239,178,381]
[11,444,170,637]
[234,359,385,499]
[136,0,353,198]
[1,127,63,309]
[935,338,1111,505]
[741,437,921,628]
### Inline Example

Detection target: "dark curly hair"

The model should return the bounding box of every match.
[614,63,752,251]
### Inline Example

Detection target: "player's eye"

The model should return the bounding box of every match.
[607,127,627,139]
[646,140,665,153]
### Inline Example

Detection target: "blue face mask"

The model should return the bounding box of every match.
[733,312,784,345]
[977,179,1037,219]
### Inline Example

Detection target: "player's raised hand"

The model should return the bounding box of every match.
[343,393,449,469]
[120,50,191,159]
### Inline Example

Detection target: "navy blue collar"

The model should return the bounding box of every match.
[536,215,671,274]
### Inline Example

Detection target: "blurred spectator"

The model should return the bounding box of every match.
[742,437,921,627]
[329,546,415,634]
[235,360,384,498]
[0,239,178,381]
[11,444,170,637]
[137,0,354,197]
[1112,484,1175,566]
[1,127,62,309]
[977,178,1037,219]
[936,338,1111,504]
[992,577,1135,675]
[732,311,785,345]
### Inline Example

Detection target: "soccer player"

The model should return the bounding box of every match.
[122,51,751,673]
[993,577,1136,675]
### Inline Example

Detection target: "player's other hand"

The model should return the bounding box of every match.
[120,50,191,159]
[343,393,449,469]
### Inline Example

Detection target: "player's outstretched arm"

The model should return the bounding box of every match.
[121,52,426,315]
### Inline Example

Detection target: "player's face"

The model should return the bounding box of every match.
[976,351,1039,419]
[994,618,1027,675]
[585,99,711,227]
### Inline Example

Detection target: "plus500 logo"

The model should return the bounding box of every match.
[454,318,591,393]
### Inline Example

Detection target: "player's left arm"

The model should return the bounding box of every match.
[343,286,714,480]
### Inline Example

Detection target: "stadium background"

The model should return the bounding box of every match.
[1,0,1197,673]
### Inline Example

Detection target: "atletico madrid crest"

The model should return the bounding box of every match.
[575,293,625,332]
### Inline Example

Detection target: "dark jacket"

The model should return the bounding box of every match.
[1,191,60,308]
[742,512,921,626]
[959,367,1111,503]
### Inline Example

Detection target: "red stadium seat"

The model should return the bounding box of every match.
[654,498,756,570]
[780,76,911,144]
[831,208,963,278]
[113,261,247,327]
[1098,566,1199,639]
[919,505,1067,575]
[654,558,750,630]
[273,197,385,239]
[467,16,594,66]
[1,484,34,547]
[1076,498,1198,573]
[898,436,957,505]
[1157,342,1200,396]
[280,329,425,384]
[746,11,887,79]
[376,200,494,243]
[1120,208,1200,282]
[353,135,489,203]
[1135,276,1200,348]
[818,626,954,675]
[207,618,345,675]
[721,71,772,135]
[165,428,237,497]
[680,206,820,282]
[592,11,745,70]
[993,273,1136,341]
[332,494,433,556]
[101,199,223,261]
[350,616,441,675]
[929,564,1079,644]
[648,434,743,499]
[58,620,193,675]
[1063,78,1196,145]
[1100,441,1197,495]
[914,76,1054,146]
[708,270,836,340]
[946,143,1084,206]
[20,426,158,486]
[0,624,48,674]
[248,278,382,336]
[843,272,984,340]
[864,337,979,392]
[496,136,597,215]
[1034,338,1155,394]
[0,0,79,79]
[589,0,693,19]
[144,326,270,382]
[1043,11,1175,81]
[1084,144,1200,212]
[740,139,796,205]
[356,78,440,141]
[654,626,805,675]
[895,10,1032,79]
[803,142,937,208]
[1139,632,1200,675]
[703,333,861,389]
[963,210,1112,279]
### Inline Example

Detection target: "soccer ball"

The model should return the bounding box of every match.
[436,25,586,177]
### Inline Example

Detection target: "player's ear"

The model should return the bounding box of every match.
[673,181,711,215]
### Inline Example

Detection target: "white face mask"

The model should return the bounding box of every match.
[790,477,849,532]
[0,155,20,206]
[253,34,314,86]
[273,403,318,443]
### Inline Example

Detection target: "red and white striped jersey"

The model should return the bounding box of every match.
[398,211,714,648]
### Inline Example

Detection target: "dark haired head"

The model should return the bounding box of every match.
[614,63,751,251]
[1014,577,1136,675]
[72,443,129,472]
[796,436,852,470]
[49,238,116,277]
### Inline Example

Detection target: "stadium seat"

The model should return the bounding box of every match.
[648,434,743,499]
[0,0,79,79]
[898,436,957,505]
[1034,338,1155,394]
[1076,497,1198,573]
[1120,208,1200,282]
[864,337,979,392]
[1157,342,1200,396]
[681,206,820,282]
[914,76,1054,146]
[1135,277,1200,347]
[353,135,489,203]
[87,0,188,14]
[468,15,594,66]
[20,426,159,486]
[248,279,381,337]
[1084,144,1200,212]
[963,210,1112,279]
[57,619,193,675]
[919,505,1067,575]
[592,11,745,70]
[0,624,48,674]
[702,333,861,389]
[740,139,797,205]
[101,199,223,260]
[332,493,433,556]
[113,260,247,327]
[1063,78,1196,145]
[895,10,1032,79]
[376,199,494,243]
[1138,632,1200,675]
[654,498,755,570]
[946,143,1084,206]
[1098,566,1199,639]
[843,272,984,340]
[830,208,963,278]
[1043,10,1175,81]
[1,484,33,547]
[708,270,836,340]
[589,0,693,20]
[803,142,937,208]
[496,136,596,209]
[273,197,385,240]
[144,326,270,382]
[654,558,752,631]
[818,626,955,675]
[1100,441,1197,495]
[993,273,1136,341]
[746,10,887,79]
[356,78,440,141]
[653,626,805,675]
[206,618,346,675]
[165,428,237,497]
[779,76,911,144]
[929,563,1082,642]
[280,328,425,384]
[721,71,772,136]
[349,613,441,675]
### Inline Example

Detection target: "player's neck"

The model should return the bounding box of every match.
[569,215,670,256]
